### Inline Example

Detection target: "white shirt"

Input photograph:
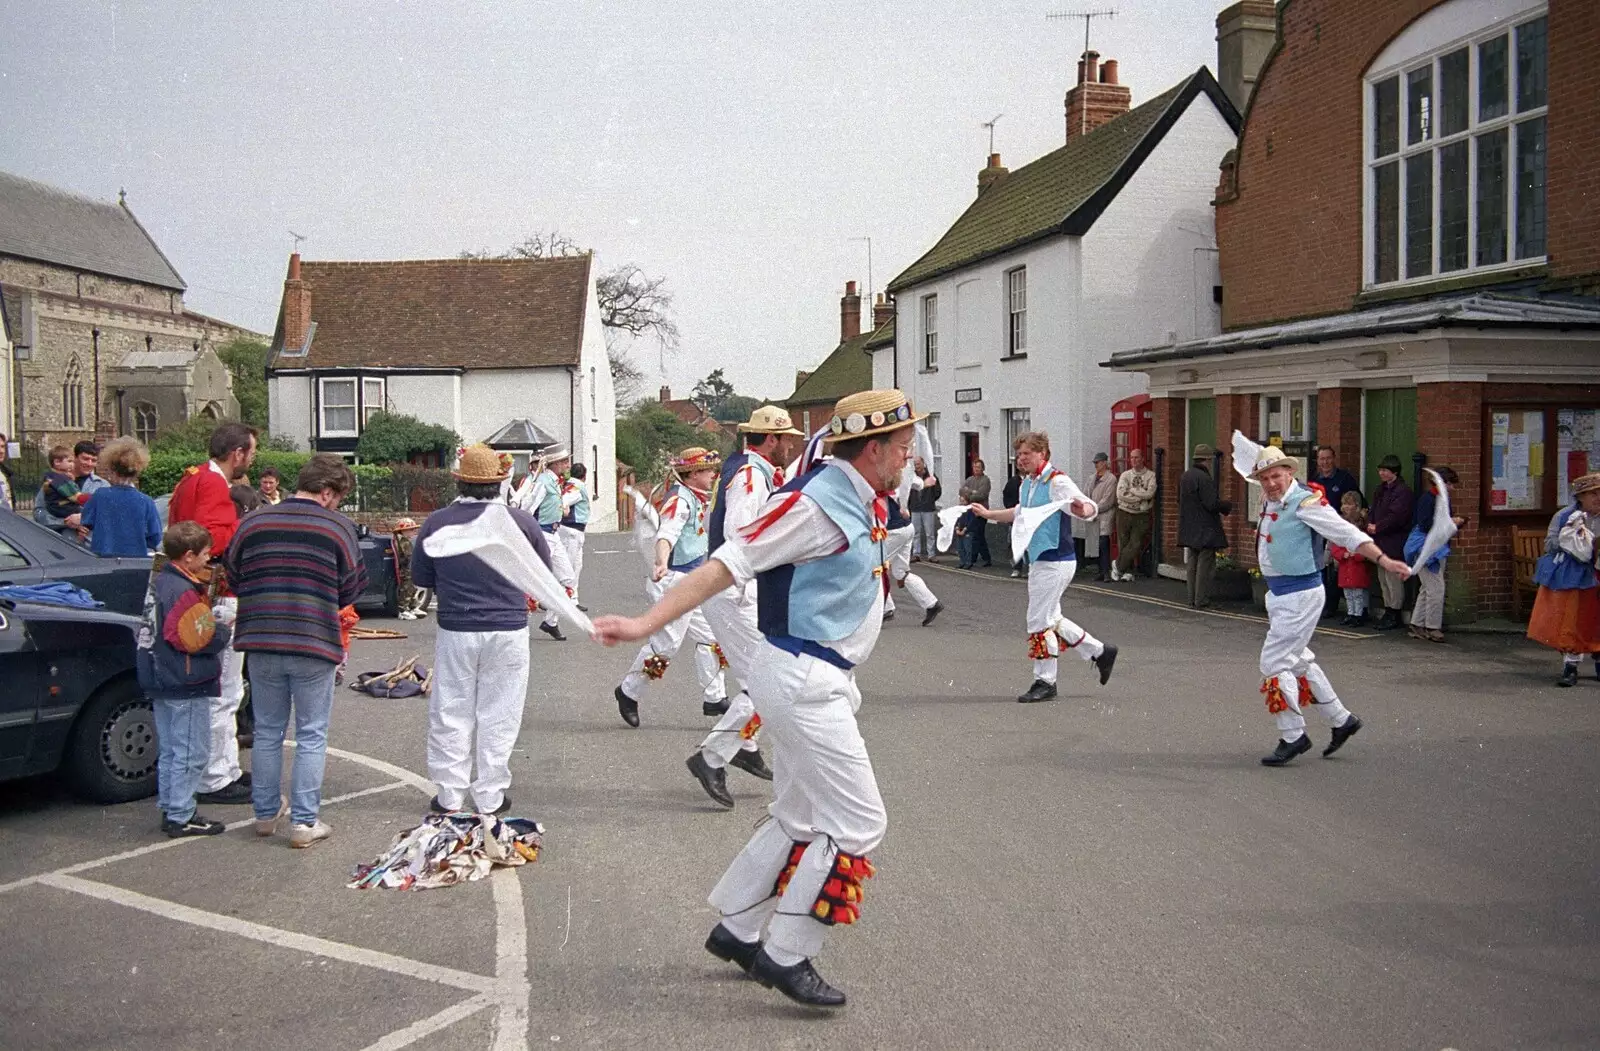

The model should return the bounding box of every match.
[721,452,779,538]
[560,480,588,512]
[713,459,884,666]
[655,486,708,547]
[1257,486,1372,576]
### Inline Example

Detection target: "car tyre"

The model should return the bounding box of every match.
[64,678,158,804]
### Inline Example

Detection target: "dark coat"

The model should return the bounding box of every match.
[1002,474,1022,509]
[1177,464,1232,550]
[1369,477,1414,559]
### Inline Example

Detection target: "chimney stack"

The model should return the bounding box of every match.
[660,385,671,403]
[840,280,862,342]
[978,152,1010,194]
[872,293,894,330]
[1065,51,1133,140]
[282,252,312,352]
[1216,1,1277,113]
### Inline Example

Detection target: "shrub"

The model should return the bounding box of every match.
[355,411,460,465]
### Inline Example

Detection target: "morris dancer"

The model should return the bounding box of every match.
[880,464,942,626]
[594,388,917,1008]
[970,430,1117,702]
[527,445,579,641]
[1241,440,1409,765]
[1528,472,1600,687]
[559,463,591,607]
[612,447,728,728]
[684,406,799,808]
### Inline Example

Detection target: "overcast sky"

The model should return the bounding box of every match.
[1,0,1225,403]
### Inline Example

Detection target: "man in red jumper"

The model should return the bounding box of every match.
[168,422,258,804]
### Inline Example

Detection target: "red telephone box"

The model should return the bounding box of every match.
[1109,393,1153,474]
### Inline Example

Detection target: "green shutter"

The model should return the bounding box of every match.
[1362,388,1418,498]
[1186,397,1217,458]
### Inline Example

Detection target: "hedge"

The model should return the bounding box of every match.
[139,451,393,506]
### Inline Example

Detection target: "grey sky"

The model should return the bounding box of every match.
[1,0,1224,403]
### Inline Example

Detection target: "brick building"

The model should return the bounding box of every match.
[0,170,259,452]
[1105,0,1600,619]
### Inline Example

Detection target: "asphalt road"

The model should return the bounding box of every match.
[1,537,1597,1051]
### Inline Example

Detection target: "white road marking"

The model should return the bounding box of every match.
[40,872,494,993]
[491,868,532,1050]
[324,745,438,794]
[357,994,494,1051]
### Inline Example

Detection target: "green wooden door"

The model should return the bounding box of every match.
[1186,397,1217,458]
[1363,388,1418,498]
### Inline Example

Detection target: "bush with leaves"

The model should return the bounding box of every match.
[615,403,717,483]
[354,411,460,465]
[216,337,271,429]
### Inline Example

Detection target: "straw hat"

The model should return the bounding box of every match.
[454,444,510,483]
[738,404,804,435]
[823,389,925,443]
[670,446,722,472]
[391,518,420,533]
[538,443,570,463]
[1572,472,1600,497]
[1249,444,1299,479]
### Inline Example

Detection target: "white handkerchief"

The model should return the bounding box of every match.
[1409,468,1459,574]
[935,505,968,552]
[1231,430,1263,485]
[422,503,593,634]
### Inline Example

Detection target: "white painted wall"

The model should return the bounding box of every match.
[460,368,571,447]
[893,91,1236,500]
[570,266,617,530]
[386,374,460,434]
[267,374,313,450]
[870,345,895,391]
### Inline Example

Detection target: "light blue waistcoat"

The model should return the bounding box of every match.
[534,471,563,526]
[561,482,590,526]
[667,485,709,569]
[1259,483,1321,578]
[756,462,880,644]
[1021,467,1075,563]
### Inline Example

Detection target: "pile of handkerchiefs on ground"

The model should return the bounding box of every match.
[348,812,545,890]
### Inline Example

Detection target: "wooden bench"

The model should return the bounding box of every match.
[1510,526,1546,620]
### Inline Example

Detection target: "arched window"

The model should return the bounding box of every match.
[132,403,159,444]
[62,357,84,429]
[199,402,220,420]
[590,366,598,421]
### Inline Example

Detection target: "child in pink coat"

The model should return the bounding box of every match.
[1329,491,1373,627]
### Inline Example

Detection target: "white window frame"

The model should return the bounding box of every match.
[1005,267,1027,356]
[924,412,942,479]
[921,294,939,371]
[361,377,386,426]
[62,356,84,429]
[1259,392,1318,445]
[1005,407,1031,477]
[590,366,598,421]
[1363,4,1548,289]
[319,377,359,438]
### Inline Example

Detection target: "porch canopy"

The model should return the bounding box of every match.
[484,419,560,451]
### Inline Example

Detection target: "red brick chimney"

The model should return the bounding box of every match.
[1065,51,1132,140]
[281,252,312,351]
[977,152,1010,194]
[840,280,862,342]
[872,293,894,330]
[659,385,672,403]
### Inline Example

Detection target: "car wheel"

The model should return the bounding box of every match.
[64,678,158,804]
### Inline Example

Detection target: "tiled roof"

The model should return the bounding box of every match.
[888,69,1237,293]
[269,255,592,370]
[864,316,895,350]
[788,325,877,407]
[0,170,186,290]
[484,418,561,449]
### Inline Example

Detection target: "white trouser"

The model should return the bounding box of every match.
[540,529,578,628]
[708,646,886,960]
[1260,586,1353,743]
[428,626,532,812]
[620,569,726,703]
[1025,559,1103,685]
[558,526,586,598]
[199,597,244,792]
[882,527,937,613]
[698,585,764,767]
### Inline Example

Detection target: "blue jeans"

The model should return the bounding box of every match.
[247,652,338,826]
[153,694,213,823]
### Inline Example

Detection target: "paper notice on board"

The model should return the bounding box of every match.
[1492,412,1510,441]
[1530,444,1544,474]
[1507,432,1529,471]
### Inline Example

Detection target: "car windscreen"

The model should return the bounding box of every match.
[0,513,91,564]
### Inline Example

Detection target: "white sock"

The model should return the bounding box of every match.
[720,911,764,944]
[764,943,806,967]
[1056,617,1103,660]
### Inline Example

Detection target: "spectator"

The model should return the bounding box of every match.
[37,445,87,536]
[257,466,283,506]
[1329,492,1372,626]
[169,422,258,805]
[1527,472,1600,686]
[81,437,162,557]
[1406,466,1466,643]
[1003,468,1025,578]
[907,457,941,561]
[1311,446,1362,618]
[1177,444,1233,608]
[137,521,233,838]
[74,440,109,498]
[231,482,262,518]
[1366,454,1414,630]
[1112,448,1157,581]
[1075,453,1117,581]
[224,453,367,848]
[0,434,14,510]
[958,458,993,568]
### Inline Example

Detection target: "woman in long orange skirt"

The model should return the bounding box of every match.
[1528,473,1600,687]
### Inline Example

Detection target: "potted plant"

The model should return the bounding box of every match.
[1211,555,1253,601]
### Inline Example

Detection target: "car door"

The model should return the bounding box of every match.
[0,515,151,617]
[0,604,41,772]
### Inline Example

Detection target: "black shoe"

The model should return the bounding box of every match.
[981,561,993,568]
[703,696,731,717]
[162,814,226,838]
[748,949,847,1008]
[686,753,734,809]
[1558,664,1579,688]
[729,748,773,781]
[196,777,251,804]
[1323,715,1362,757]
[576,603,589,612]
[882,608,895,622]
[429,795,453,814]
[1260,735,1313,766]
[1092,643,1118,686]
[1016,679,1058,703]
[921,602,943,627]
[1374,610,1400,631]
[705,924,761,973]
[615,686,640,728]
[538,622,567,642]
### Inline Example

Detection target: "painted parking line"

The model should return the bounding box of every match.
[358,994,495,1051]
[919,561,1374,641]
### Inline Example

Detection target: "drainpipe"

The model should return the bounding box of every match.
[568,366,578,458]
[91,328,101,430]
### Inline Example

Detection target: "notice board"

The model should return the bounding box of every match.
[1488,410,1544,511]
[1556,408,1600,507]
